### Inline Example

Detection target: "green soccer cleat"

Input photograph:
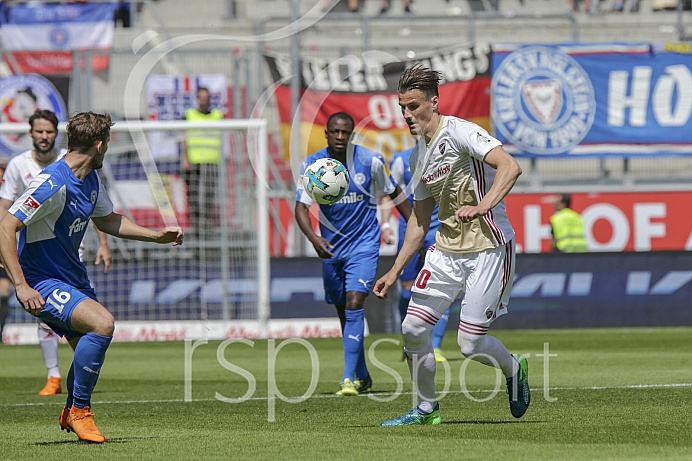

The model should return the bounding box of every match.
[354,375,372,393]
[380,404,441,426]
[434,348,447,363]
[506,354,530,418]
[337,378,358,396]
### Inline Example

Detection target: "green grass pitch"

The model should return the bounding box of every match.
[1,327,691,460]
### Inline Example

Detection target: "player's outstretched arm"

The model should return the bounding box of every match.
[92,213,184,246]
[0,214,44,314]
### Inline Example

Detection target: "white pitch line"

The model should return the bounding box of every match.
[2,382,691,408]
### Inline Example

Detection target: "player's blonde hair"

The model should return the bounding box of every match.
[398,64,441,100]
[67,111,114,153]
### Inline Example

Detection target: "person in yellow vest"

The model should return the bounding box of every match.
[181,87,224,233]
[550,194,588,253]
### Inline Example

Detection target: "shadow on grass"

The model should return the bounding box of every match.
[32,435,172,446]
[347,419,546,428]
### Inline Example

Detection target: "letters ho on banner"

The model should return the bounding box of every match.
[491,43,692,157]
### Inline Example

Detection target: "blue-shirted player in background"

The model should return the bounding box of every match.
[381,136,450,363]
[295,112,411,396]
[0,112,184,443]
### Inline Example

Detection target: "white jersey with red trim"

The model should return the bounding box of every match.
[0,149,67,203]
[411,116,515,254]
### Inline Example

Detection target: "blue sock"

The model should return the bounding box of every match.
[72,332,112,409]
[432,308,450,350]
[355,333,368,381]
[398,288,412,322]
[66,363,74,408]
[342,309,365,382]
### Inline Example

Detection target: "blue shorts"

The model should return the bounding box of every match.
[322,249,379,306]
[28,279,98,341]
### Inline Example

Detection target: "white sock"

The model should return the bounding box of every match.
[402,304,440,413]
[406,344,437,413]
[38,326,60,379]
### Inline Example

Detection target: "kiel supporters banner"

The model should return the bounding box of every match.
[263,44,491,161]
[492,43,692,157]
[0,2,115,74]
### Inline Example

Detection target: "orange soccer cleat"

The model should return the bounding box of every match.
[39,377,62,396]
[59,406,71,432]
[67,406,105,443]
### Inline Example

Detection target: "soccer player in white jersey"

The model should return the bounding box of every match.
[374,65,530,425]
[0,110,112,396]
[0,112,183,443]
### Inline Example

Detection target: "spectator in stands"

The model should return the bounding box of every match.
[551,194,588,252]
[181,87,224,234]
[379,0,413,14]
[321,0,361,13]
[613,0,639,11]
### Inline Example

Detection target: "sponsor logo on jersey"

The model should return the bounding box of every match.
[491,46,596,155]
[422,164,451,184]
[47,179,58,190]
[337,192,365,204]
[476,132,492,144]
[19,196,40,217]
[68,217,89,236]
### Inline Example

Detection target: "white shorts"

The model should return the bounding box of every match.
[410,241,515,327]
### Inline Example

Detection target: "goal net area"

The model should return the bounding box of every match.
[0,119,271,339]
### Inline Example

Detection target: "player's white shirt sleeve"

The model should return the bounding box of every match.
[390,156,405,187]
[371,155,395,196]
[9,173,64,226]
[452,124,502,161]
[410,148,433,202]
[92,176,114,218]
[0,155,24,202]
[295,158,314,206]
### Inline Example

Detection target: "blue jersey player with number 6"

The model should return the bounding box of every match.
[0,112,184,443]
[295,112,411,396]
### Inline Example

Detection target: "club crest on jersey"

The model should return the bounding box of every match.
[353,172,366,185]
[91,190,97,204]
[438,141,446,155]
[19,196,40,217]
[491,45,596,155]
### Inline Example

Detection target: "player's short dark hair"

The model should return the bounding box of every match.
[29,110,59,130]
[559,194,572,208]
[197,87,210,95]
[326,112,354,131]
[398,64,441,100]
[66,111,114,153]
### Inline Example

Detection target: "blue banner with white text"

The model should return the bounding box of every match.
[491,43,692,157]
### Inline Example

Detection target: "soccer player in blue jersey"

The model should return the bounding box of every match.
[295,112,411,396]
[382,137,450,363]
[0,112,184,443]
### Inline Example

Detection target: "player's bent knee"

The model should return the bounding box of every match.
[402,315,432,350]
[457,329,486,357]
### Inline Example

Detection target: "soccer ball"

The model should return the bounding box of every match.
[302,157,350,205]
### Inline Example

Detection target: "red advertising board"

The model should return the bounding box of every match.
[506,191,692,253]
